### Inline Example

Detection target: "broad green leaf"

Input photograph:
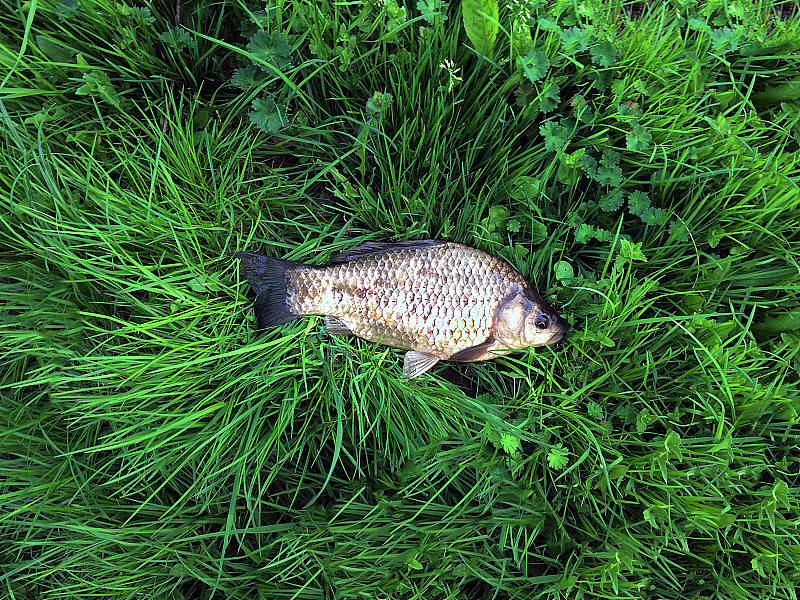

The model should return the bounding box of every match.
[484,205,510,233]
[508,176,542,200]
[538,82,560,112]
[531,221,547,244]
[241,8,275,38]
[558,148,584,186]
[627,191,650,216]
[580,153,598,177]
[641,206,669,226]
[707,227,725,248]
[595,163,622,186]
[159,27,192,51]
[664,430,682,458]
[636,408,655,433]
[231,64,267,91]
[587,401,604,420]
[590,40,617,67]
[482,422,501,446]
[669,219,690,242]
[688,15,709,31]
[23,106,67,125]
[643,507,657,527]
[130,6,156,26]
[601,148,621,166]
[751,309,800,337]
[537,15,558,31]
[561,26,591,54]
[619,238,647,262]
[751,556,770,578]
[709,26,739,54]
[609,464,628,479]
[75,70,121,108]
[36,35,74,63]
[554,261,573,281]
[75,52,90,72]
[366,91,393,115]
[626,123,652,152]
[752,79,800,105]
[511,17,533,59]
[462,0,499,54]
[540,120,569,152]
[599,189,624,212]
[772,479,790,506]
[580,330,615,347]
[56,0,80,17]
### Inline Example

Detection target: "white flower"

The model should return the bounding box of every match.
[438,60,462,94]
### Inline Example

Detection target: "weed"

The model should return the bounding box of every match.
[1,0,799,598]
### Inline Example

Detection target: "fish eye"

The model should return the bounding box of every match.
[535,315,550,330]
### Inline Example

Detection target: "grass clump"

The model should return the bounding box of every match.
[1,0,799,598]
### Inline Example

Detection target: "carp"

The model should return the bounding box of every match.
[236,240,565,378]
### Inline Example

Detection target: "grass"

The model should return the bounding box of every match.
[1,0,799,598]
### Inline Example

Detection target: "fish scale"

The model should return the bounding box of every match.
[286,244,509,358]
[235,239,565,378]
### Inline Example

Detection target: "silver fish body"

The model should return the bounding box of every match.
[236,240,565,377]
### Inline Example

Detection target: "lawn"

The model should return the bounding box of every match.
[1,0,799,598]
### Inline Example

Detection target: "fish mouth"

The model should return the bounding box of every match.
[548,322,567,343]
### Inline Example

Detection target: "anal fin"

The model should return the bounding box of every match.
[403,351,440,378]
[323,316,354,336]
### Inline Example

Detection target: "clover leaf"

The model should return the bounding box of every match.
[575,223,596,243]
[626,123,652,152]
[538,82,560,113]
[599,189,624,212]
[519,50,550,84]
[561,26,591,53]
[247,30,291,71]
[590,40,617,67]
[627,191,650,216]
[249,97,286,134]
[547,444,569,470]
[540,120,569,152]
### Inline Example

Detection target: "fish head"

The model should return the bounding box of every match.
[494,289,566,349]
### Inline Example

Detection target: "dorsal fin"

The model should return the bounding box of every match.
[330,239,448,263]
[522,284,548,307]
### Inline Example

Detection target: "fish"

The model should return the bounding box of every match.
[235,240,566,378]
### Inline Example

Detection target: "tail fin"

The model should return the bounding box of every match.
[234,251,300,328]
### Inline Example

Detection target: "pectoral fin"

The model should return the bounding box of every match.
[323,316,354,336]
[448,338,496,362]
[403,351,440,378]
